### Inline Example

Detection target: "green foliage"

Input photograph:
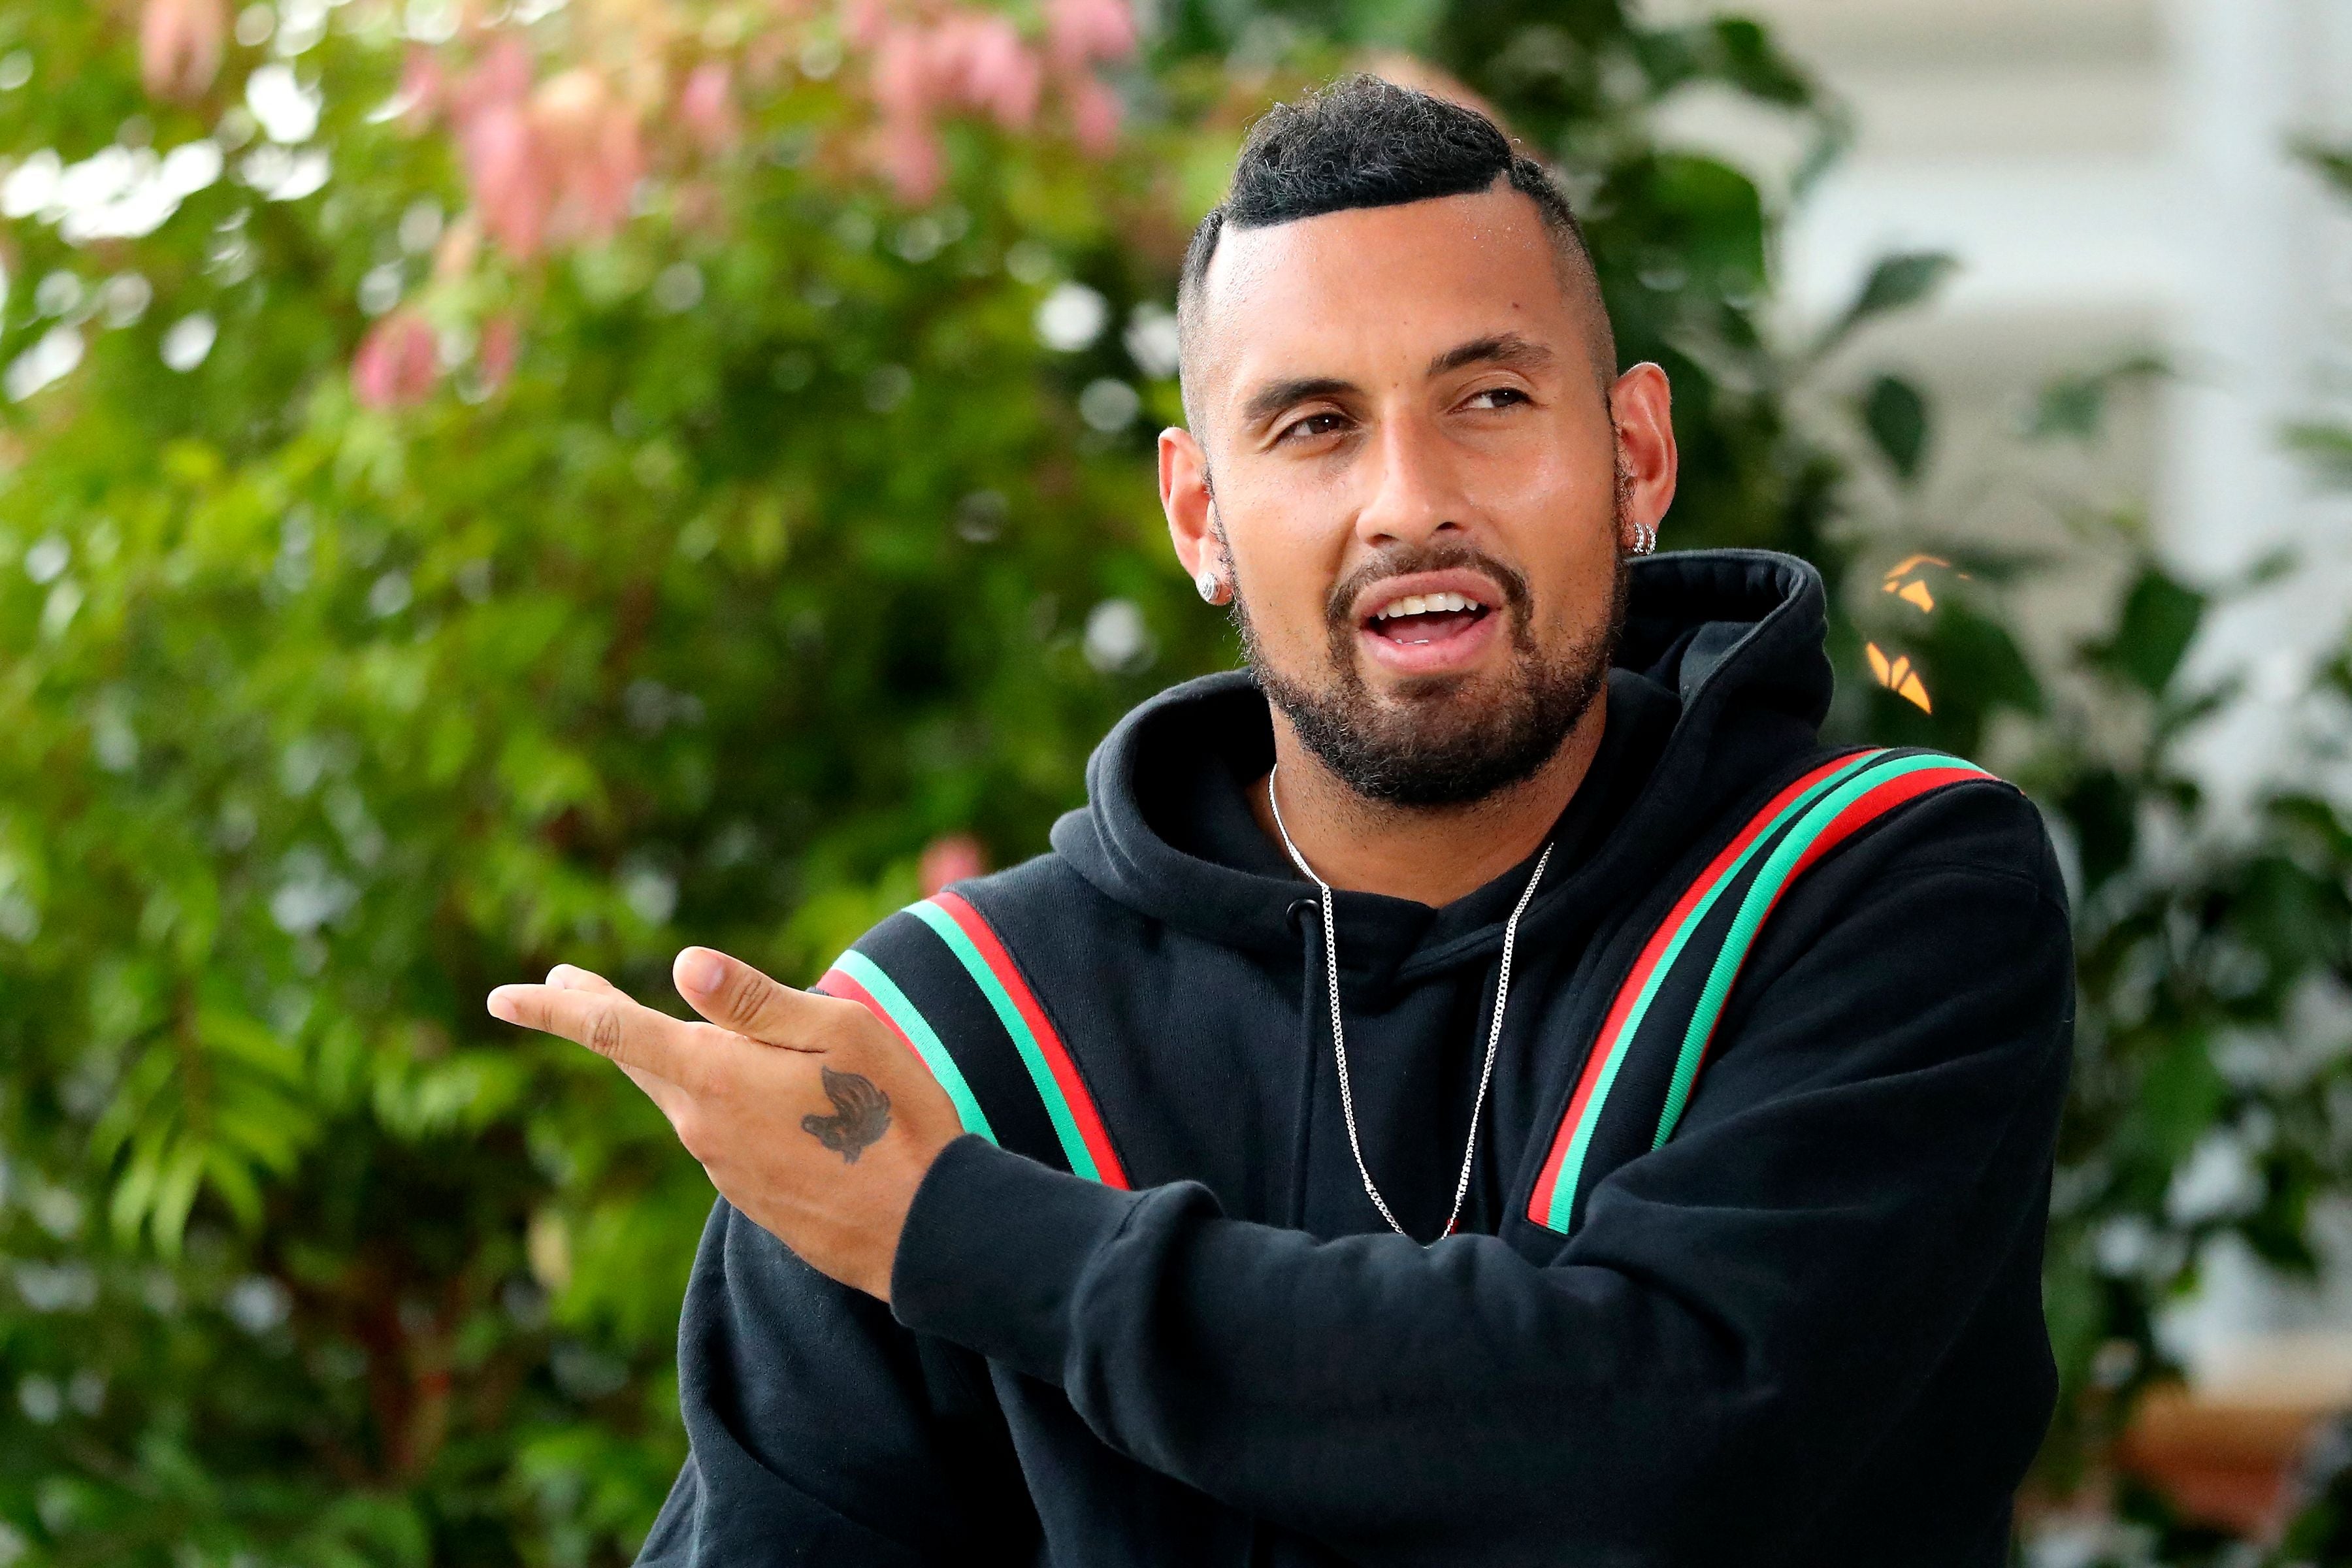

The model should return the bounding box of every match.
[2024,353,2167,444]
[0,7,1203,1559]
[2284,420,2352,489]
[1859,372,1930,484]
[2295,137,2352,202]
[2091,568,2206,698]
[1814,250,1958,357]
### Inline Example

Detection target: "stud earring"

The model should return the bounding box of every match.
[1196,570,1224,604]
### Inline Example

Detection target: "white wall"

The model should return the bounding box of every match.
[1658,0,2352,797]
[1657,0,2352,1399]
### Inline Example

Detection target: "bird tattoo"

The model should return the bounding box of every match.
[802,1066,892,1164]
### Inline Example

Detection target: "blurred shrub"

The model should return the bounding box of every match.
[0,3,1205,1559]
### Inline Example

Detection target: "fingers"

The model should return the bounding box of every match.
[547,963,621,994]
[672,947,831,1052]
[487,981,721,1089]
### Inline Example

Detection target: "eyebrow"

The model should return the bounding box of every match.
[1426,332,1555,378]
[1233,333,1559,432]
[1237,376,1356,431]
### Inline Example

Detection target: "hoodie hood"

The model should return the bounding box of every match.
[1051,549,1834,991]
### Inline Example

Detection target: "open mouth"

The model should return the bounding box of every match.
[1364,589,1494,646]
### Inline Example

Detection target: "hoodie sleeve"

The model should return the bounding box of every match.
[634,1198,1036,1566]
[887,788,2073,1565]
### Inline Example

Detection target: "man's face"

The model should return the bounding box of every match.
[1180,183,1631,808]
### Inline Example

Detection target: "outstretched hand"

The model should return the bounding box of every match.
[487,949,962,1300]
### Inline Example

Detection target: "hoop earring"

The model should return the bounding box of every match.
[1626,521,1658,557]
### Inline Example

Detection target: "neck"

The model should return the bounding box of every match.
[1250,697,1608,907]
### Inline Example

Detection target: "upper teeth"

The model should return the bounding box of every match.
[1375,591,1478,620]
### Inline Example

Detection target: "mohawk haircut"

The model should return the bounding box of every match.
[1175,74,1617,426]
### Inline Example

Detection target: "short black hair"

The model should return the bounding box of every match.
[1175,74,1617,423]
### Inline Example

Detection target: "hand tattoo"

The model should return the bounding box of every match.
[801,1066,892,1164]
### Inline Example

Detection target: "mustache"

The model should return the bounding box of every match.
[1323,542,1534,636]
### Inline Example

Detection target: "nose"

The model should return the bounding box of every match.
[1351,411,1463,551]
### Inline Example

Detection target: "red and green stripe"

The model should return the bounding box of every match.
[1526,751,1880,1232]
[819,951,998,1144]
[818,894,1128,1187]
[1646,752,1992,1150]
[906,891,1129,1187]
[1527,749,1992,1234]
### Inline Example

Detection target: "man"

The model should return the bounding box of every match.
[489,77,2073,1566]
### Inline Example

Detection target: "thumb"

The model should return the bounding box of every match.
[672,947,833,1051]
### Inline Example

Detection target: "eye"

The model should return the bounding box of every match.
[1463,386,1531,412]
[1276,410,1351,444]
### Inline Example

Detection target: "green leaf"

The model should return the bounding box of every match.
[1817,252,1958,354]
[2023,354,2165,442]
[1861,374,1931,483]
[1707,18,1816,106]
[2059,767,2137,892]
[2136,1031,2227,1167]
[150,1141,207,1257]
[2091,566,2206,696]
[1635,154,1768,293]
[108,1135,167,1246]
[1932,601,2046,716]
[2284,421,2352,488]
[203,1143,267,1230]
[2296,138,2352,200]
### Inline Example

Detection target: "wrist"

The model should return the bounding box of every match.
[890,1134,1150,1382]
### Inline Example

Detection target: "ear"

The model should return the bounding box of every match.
[1159,425,1222,589]
[1607,363,1678,538]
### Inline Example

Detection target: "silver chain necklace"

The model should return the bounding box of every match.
[1266,766,1555,1242]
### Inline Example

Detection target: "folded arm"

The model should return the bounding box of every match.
[889,838,2073,1563]
[638,1198,1036,1566]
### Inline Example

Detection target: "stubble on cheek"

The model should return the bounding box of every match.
[1218,479,1629,808]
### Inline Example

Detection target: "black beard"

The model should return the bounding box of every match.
[1232,539,1628,810]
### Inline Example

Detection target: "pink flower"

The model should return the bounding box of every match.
[1066,73,1120,156]
[869,22,934,120]
[1044,0,1135,73]
[449,46,644,262]
[352,312,441,409]
[396,45,446,127]
[528,76,641,247]
[876,117,944,203]
[451,39,545,255]
[461,101,543,257]
[679,60,741,154]
[459,34,535,114]
[841,0,892,49]
[139,0,226,101]
[919,834,988,896]
[848,0,1128,200]
[477,314,519,391]
[939,12,1039,131]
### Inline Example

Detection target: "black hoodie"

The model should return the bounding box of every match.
[637,550,2075,1567]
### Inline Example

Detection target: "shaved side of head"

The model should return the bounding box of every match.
[1175,75,1616,439]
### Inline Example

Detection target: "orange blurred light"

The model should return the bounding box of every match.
[1882,554,1950,615]
[1882,553,1951,583]
[1864,642,1934,713]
